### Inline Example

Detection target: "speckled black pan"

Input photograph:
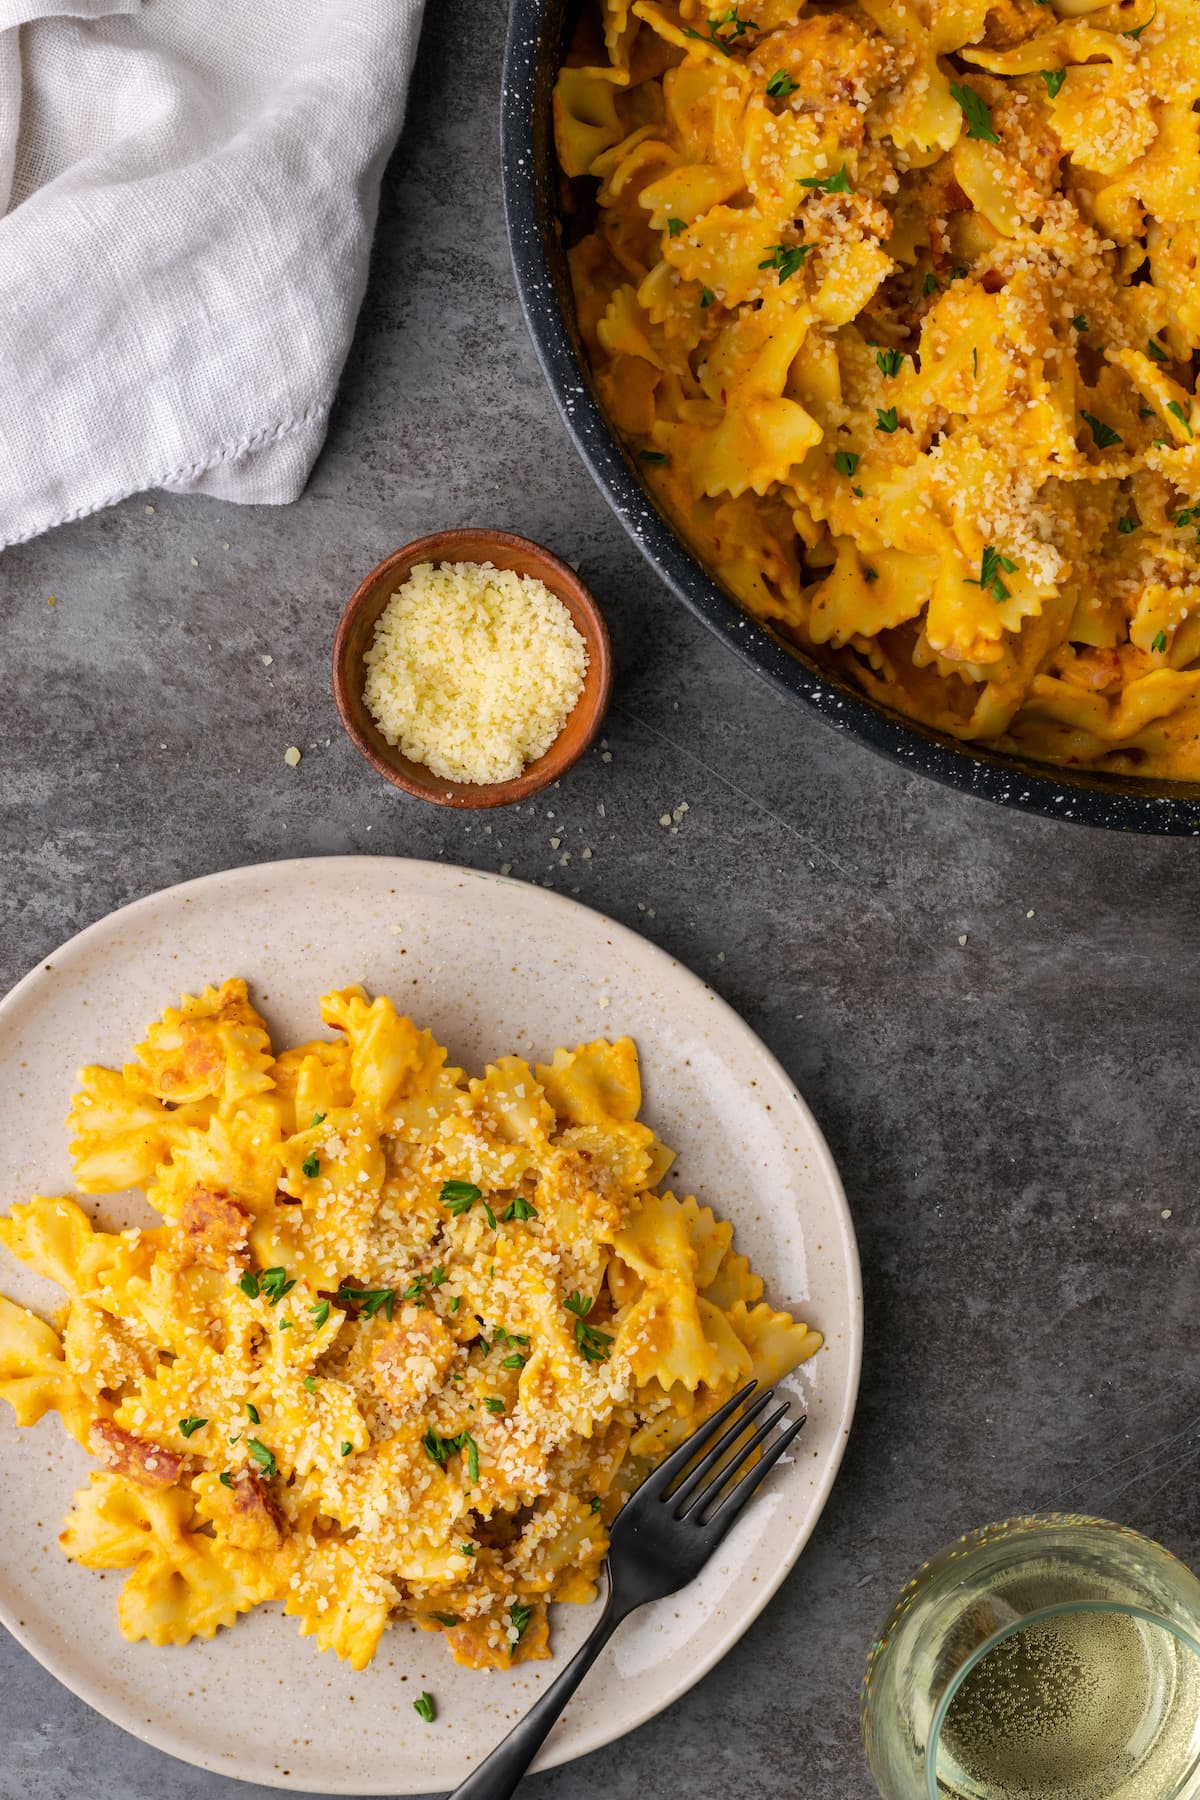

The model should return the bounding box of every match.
[501,0,1200,835]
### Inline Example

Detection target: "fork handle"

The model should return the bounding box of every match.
[446,1589,627,1800]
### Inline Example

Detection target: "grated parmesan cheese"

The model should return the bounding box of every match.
[362,561,589,786]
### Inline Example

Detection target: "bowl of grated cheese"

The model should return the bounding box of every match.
[332,529,613,807]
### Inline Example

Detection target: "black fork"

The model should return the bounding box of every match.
[447,1382,806,1799]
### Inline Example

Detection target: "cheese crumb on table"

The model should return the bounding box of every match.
[362,561,589,786]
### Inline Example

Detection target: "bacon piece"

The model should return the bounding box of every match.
[178,1184,250,1268]
[210,1469,285,1551]
[370,1309,455,1412]
[89,1420,184,1489]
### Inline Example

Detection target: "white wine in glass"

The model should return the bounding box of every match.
[863,1516,1200,1800]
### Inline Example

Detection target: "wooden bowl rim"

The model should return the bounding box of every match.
[331,529,614,810]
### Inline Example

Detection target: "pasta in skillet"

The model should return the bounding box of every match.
[556,0,1200,778]
[0,979,821,1671]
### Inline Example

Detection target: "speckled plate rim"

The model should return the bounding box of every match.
[0,856,862,1793]
[501,0,1200,837]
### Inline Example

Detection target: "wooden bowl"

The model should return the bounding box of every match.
[331,529,613,809]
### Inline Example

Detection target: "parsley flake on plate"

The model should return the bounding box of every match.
[413,1692,436,1723]
[950,82,998,144]
[564,1291,613,1364]
[965,545,1017,603]
[758,242,811,283]
[247,1438,277,1479]
[799,165,852,193]
[1081,410,1122,450]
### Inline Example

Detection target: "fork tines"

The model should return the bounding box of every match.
[645,1381,807,1534]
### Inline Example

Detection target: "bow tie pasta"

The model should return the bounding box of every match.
[557,0,1200,778]
[0,978,821,1672]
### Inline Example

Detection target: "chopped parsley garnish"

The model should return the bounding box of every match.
[1151,630,1168,652]
[833,450,859,478]
[245,1402,260,1423]
[428,1265,449,1287]
[440,1180,482,1215]
[309,1299,330,1329]
[238,1270,261,1300]
[864,567,879,583]
[507,1603,533,1653]
[501,1352,525,1370]
[950,82,999,144]
[450,1294,461,1312]
[875,407,899,433]
[413,1692,435,1723]
[279,1318,293,1331]
[502,1197,538,1222]
[336,1284,396,1321]
[949,265,969,282]
[765,69,797,98]
[923,272,938,296]
[1123,0,1156,37]
[303,1376,316,1392]
[875,348,904,378]
[965,545,1017,603]
[1072,314,1088,332]
[431,1612,459,1627]
[423,1428,458,1465]
[701,287,715,311]
[1167,400,1193,436]
[563,1291,613,1364]
[1040,68,1066,98]
[484,1397,506,1414]
[401,1275,427,1303]
[667,217,685,237]
[638,450,668,464]
[461,1542,476,1556]
[247,1438,277,1479]
[301,1152,320,1179]
[799,165,853,193]
[229,1433,240,1445]
[681,6,756,54]
[219,1471,235,1489]
[422,1429,480,1483]
[178,1416,207,1438]
[1175,509,1194,527]
[1147,338,1169,363]
[1117,515,1138,534]
[1081,410,1122,450]
[590,1496,602,1514]
[483,1203,498,1230]
[310,1111,327,1127]
[758,242,812,283]
[341,1441,353,1456]
[259,1266,295,1306]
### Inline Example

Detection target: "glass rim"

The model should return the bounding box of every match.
[925,1599,1200,1800]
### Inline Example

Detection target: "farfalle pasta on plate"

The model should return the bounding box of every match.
[556,0,1200,778]
[0,978,821,1672]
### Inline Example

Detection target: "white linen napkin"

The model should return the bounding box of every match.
[0,0,424,551]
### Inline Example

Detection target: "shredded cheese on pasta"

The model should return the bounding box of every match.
[556,0,1200,778]
[0,978,821,1671]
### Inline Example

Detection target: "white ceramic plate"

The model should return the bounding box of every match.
[0,857,861,1793]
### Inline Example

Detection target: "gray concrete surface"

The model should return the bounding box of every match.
[3,2,1199,1796]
